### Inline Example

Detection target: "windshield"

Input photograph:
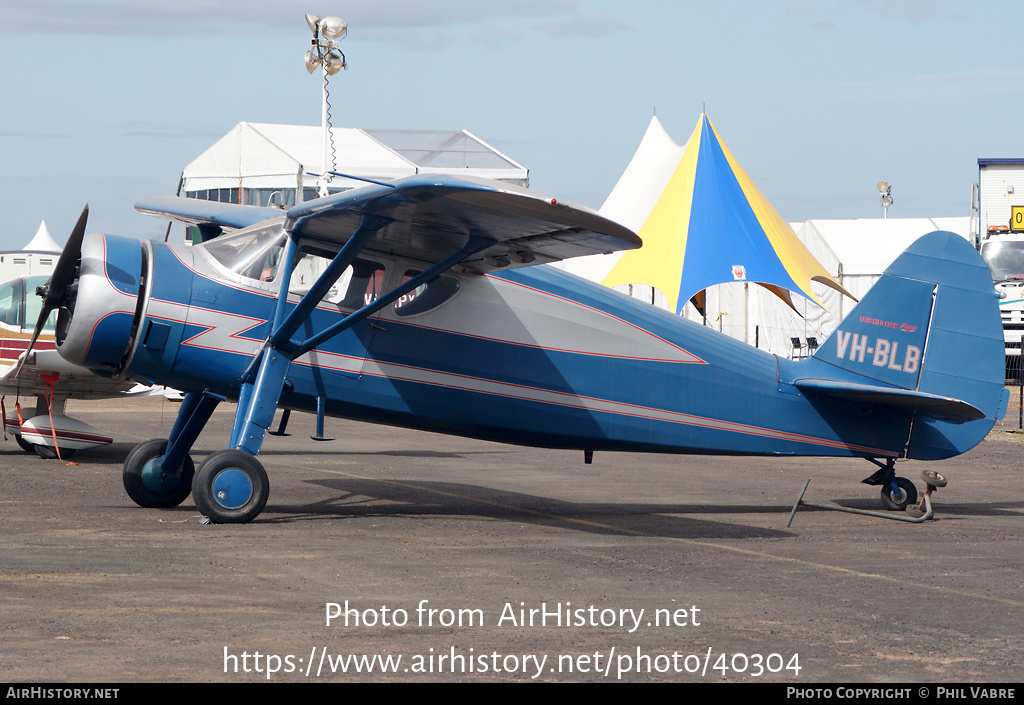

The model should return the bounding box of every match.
[202,225,286,282]
[200,229,387,307]
[0,276,55,331]
[981,240,1024,282]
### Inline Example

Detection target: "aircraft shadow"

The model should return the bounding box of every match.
[255,448,498,459]
[830,497,1024,518]
[262,477,796,539]
[49,443,495,462]
[31,445,1021,524]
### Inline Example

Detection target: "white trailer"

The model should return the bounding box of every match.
[976,158,1024,364]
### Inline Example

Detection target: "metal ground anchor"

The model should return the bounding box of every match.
[787,469,947,527]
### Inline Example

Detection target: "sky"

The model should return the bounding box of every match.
[0,0,1021,250]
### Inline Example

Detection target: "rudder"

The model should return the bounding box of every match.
[811,231,1006,459]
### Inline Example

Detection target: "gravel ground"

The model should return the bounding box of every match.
[1,396,1021,683]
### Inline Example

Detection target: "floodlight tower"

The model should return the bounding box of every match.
[877,181,893,219]
[304,14,348,198]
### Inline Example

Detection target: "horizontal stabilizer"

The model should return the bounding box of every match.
[794,378,985,423]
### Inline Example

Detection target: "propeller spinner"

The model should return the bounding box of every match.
[13,205,89,378]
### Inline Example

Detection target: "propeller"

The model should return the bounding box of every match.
[13,205,89,378]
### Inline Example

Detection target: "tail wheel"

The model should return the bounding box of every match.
[192,450,269,524]
[880,476,918,511]
[123,438,194,508]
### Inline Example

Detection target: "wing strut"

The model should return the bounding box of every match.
[229,221,495,455]
[271,213,391,352]
[293,236,493,355]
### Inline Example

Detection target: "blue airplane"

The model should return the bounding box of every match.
[33,176,1007,523]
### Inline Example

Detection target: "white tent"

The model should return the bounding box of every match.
[558,116,846,354]
[698,223,846,356]
[181,122,529,208]
[632,217,971,356]
[0,221,61,283]
[793,217,971,301]
[556,116,683,309]
[23,221,61,253]
[559,116,972,357]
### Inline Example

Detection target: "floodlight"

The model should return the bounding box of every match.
[303,12,349,198]
[324,53,344,75]
[320,16,348,40]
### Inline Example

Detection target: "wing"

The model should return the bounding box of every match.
[0,349,135,398]
[136,197,285,233]
[284,175,641,272]
[136,176,641,271]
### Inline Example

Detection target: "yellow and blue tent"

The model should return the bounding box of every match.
[602,113,853,314]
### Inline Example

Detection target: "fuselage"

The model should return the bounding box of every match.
[57,227,930,459]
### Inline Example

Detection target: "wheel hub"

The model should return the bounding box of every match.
[212,468,254,509]
[888,487,907,503]
[141,456,180,493]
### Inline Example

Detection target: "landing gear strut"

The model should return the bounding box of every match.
[126,224,492,525]
[861,459,918,511]
[122,391,219,510]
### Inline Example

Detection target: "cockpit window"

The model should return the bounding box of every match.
[202,226,286,283]
[288,250,385,308]
[394,271,460,317]
[0,276,55,331]
[202,229,387,308]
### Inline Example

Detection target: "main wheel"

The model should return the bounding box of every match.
[123,438,194,508]
[33,444,76,460]
[192,450,269,524]
[15,434,35,454]
[880,476,918,511]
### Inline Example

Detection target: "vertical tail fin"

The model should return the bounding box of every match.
[810,231,1007,459]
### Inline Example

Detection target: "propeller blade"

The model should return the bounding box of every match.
[44,204,88,310]
[13,205,89,379]
[13,315,47,379]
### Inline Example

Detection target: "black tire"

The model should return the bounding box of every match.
[33,444,75,460]
[122,438,194,508]
[192,450,269,524]
[921,469,948,488]
[880,476,918,511]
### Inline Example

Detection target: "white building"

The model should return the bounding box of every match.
[977,158,1024,237]
[180,122,529,211]
[0,221,61,283]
